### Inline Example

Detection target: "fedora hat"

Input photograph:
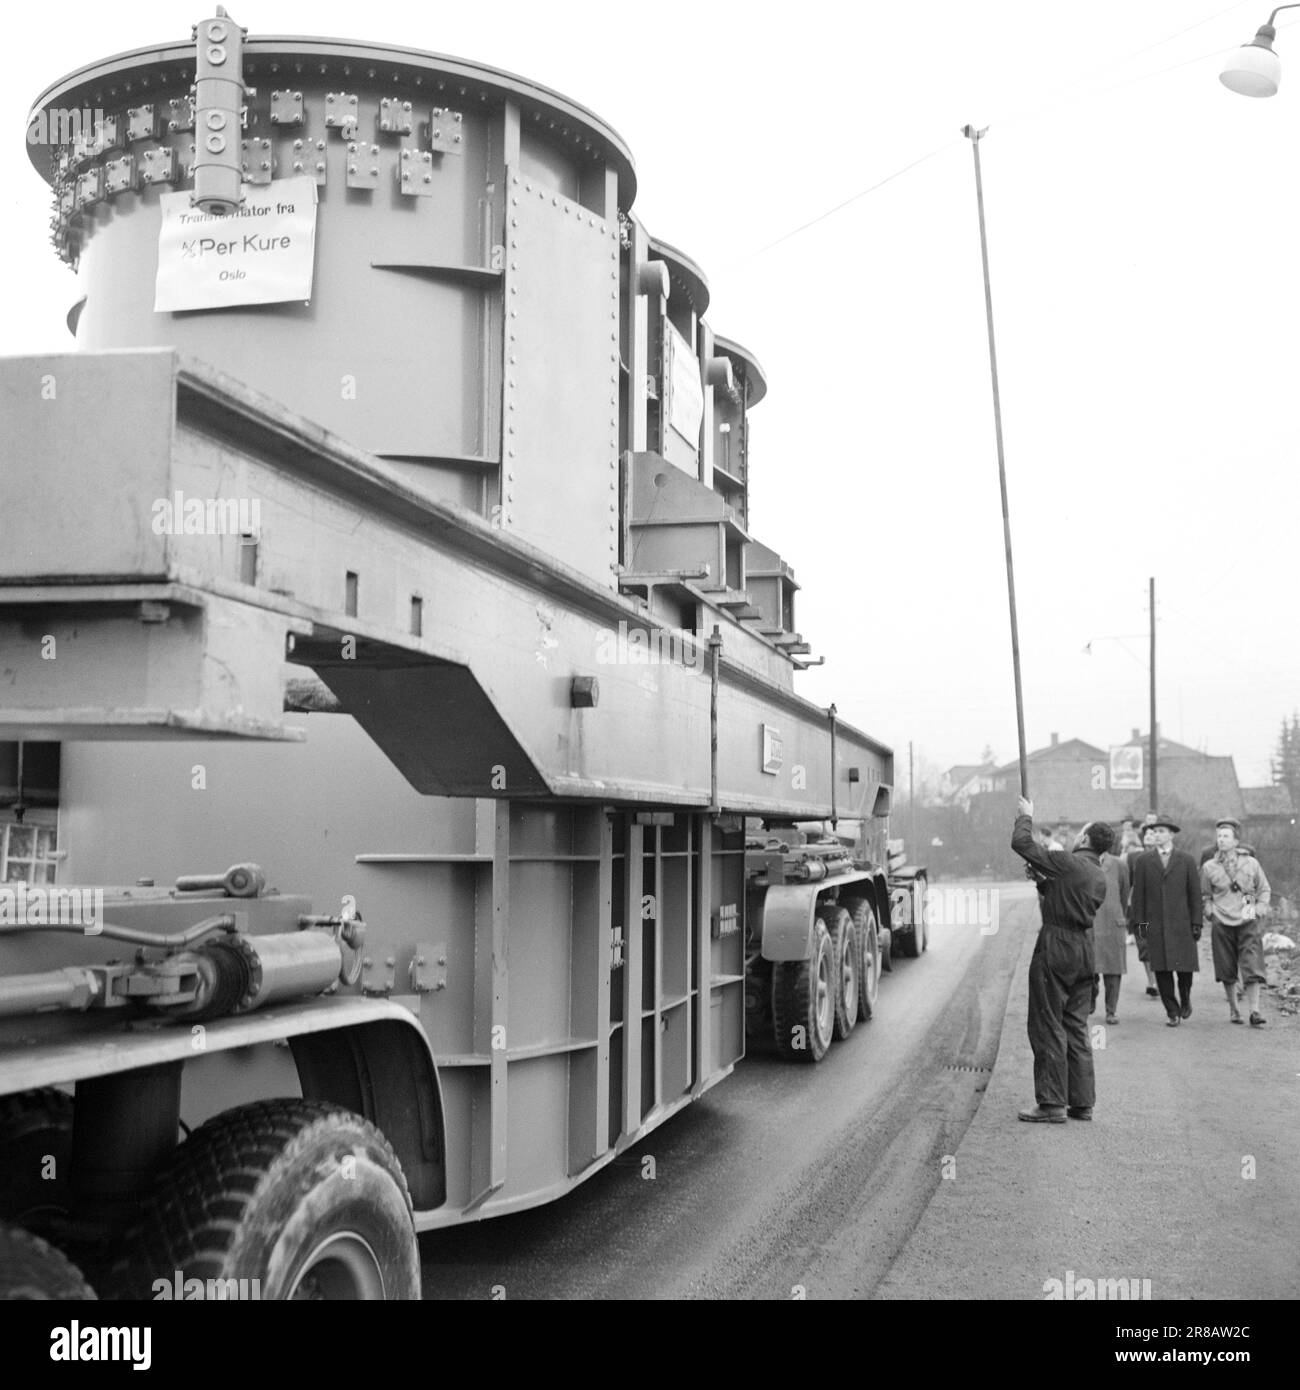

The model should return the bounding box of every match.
[1147,815,1180,833]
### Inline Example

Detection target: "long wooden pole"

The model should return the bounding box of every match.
[963,125,1028,798]
[1149,577,1158,813]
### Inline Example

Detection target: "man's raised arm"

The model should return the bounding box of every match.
[1012,796,1060,877]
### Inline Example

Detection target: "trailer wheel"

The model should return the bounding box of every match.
[122,1099,419,1300]
[894,883,922,958]
[820,906,858,1041]
[842,898,880,1021]
[772,919,835,1063]
[0,1224,96,1300]
[0,1088,73,1226]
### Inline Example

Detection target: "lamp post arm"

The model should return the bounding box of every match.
[1269,5,1300,25]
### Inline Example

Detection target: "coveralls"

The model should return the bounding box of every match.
[1012,816,1107,1110]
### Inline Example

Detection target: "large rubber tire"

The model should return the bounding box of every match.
[772,919,835,1063]
[894,883,921,958]
[820,906,858,1041]
[0,1225,96,1300]
[121,1099,419,1300]
[0,1088,74,1227]
[842,897,880,1021]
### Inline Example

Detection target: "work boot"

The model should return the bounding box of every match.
[1066,1107,1093,1121]
[1018,1105,1066,1124]
[1180,1001,1192,1020]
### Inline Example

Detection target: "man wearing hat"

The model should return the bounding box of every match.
[1201,818,1271,1026]
[1129,815,1202,1026]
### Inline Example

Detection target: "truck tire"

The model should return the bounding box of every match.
[0,1224,96,1300]
[121,1099,420,1300]
[772,919,835,1063]
[820,906,858,1041]
[894,883,922,958]
[842,898,880,1021]
[0,1088,73,1226]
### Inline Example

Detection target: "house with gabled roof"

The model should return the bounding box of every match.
[936,761,1000,811]
[984,729,1248,845]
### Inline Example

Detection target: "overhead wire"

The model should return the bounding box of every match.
[744,2,1265,260]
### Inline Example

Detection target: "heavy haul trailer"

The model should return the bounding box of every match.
[0,10,909,1298]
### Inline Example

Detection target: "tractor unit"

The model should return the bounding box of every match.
[0,9,926,1299]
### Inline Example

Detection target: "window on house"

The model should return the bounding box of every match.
[1,823,59,884]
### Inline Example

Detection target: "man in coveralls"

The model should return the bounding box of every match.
[1012,797,1111,1123]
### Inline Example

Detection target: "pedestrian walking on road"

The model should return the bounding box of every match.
[1092,839,1130,1025]
[1124,825,1160,999]
[1201,817,1271,1027]
[1129,816,1202,1027]
[1012,798,1111,1124]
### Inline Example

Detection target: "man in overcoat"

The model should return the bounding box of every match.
[1128,815,1202,1026]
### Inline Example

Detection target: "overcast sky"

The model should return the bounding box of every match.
[4,1,1297,790]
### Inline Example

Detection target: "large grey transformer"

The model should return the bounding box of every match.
[0,10,924,1299]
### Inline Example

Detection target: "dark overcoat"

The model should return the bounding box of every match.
[1092,852,1130,975]
[1128,848,1201,973]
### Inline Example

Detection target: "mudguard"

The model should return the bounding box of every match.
[758,871,876,961]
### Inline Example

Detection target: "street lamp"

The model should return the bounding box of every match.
[1220,6,1300,96]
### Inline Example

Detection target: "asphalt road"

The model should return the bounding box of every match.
[419,880,1033,1300]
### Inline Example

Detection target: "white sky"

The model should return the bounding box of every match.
[3,1,1297,788]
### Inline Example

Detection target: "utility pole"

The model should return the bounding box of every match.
[909,740,916,855]
[1149,576,1158,813]
[963,124,1027,799]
